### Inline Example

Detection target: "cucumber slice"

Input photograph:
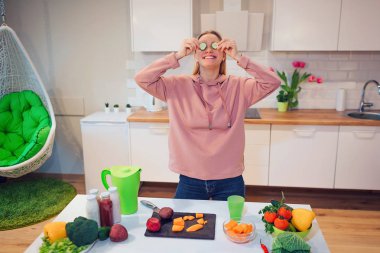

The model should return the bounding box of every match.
[199,42,207,51]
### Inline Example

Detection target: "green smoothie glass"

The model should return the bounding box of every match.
[227,195,245,221]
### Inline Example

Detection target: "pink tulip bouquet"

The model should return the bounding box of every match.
[274,61,323,110]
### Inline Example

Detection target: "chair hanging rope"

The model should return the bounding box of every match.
[0,0,5,24]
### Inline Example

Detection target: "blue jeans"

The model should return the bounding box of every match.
[174,174,245,201]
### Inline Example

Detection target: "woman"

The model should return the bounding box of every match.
[135,30,280,200]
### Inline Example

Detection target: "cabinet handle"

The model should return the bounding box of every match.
[292,128,316,137]
[148,126,169,129]
[352,130,376,139]
[81,122,125,126]
[148,125,169,134]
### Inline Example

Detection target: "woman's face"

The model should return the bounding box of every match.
[195,33,224,71]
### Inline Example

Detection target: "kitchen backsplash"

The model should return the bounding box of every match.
[127,50,380,110]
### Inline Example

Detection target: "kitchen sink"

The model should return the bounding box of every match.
[346,111,380,121]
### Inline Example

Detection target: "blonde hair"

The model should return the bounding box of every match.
[192,30,226,75]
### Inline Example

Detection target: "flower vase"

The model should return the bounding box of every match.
[288,93,300,111]
[277,102,288,112]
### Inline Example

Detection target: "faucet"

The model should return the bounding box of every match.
[359,80,380,112]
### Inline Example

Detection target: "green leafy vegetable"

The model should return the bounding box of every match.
[39,237,89,253]
[66,216,98,247]
[98,226,111,241]
[272,232,311,253]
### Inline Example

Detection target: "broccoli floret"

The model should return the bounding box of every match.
[66,216,98,247]
[98,226,111,241]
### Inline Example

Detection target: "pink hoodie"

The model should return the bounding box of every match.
[135,53,280,180]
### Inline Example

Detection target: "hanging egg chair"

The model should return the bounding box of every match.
[0,2,56,178]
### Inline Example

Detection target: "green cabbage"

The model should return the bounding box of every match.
[272,232,311,253]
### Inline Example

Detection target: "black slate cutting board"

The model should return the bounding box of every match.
[144,212,216,240]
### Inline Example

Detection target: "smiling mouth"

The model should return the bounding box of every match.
[203,56,216,59]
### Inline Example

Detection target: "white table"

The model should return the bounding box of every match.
[25,195,330,253]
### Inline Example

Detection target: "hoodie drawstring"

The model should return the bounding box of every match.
[193,82,232,130]
[217,84,232,128]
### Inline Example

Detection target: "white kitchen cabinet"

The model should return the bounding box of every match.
[335,126,380,190]
[269,125,339,188]
[130,0,192,52]
[272,0,380,51]
[80,112,130,193]
[338,0,380,50]
[243,124,270,186]
[271,0,341,51]
[129,122,178,182]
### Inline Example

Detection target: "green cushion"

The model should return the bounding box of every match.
[0,90,51,166]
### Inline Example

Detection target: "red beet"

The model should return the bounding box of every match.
[158,207,174,220]
[109,224,128,242]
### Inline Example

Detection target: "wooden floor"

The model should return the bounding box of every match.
[1,174,380,253]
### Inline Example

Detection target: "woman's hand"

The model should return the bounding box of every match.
[175,38,199,60]
[218,39,241,61]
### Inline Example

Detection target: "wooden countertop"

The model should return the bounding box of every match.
[127,108,380,126]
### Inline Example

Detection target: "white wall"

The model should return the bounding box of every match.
[5,0,380,174]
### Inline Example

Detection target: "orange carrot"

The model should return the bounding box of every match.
[197,218,205,225]
[246,224,253,233]
[240,224,248,233]
[195,213,203,218]
[186,224,203,232]
[172,225,184,232]
[173,217,185,226]
[233,224,244,234]
[224,220,238,230]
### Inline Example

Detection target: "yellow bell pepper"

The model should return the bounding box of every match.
[291,208,316,232]
[43,222,67,243]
